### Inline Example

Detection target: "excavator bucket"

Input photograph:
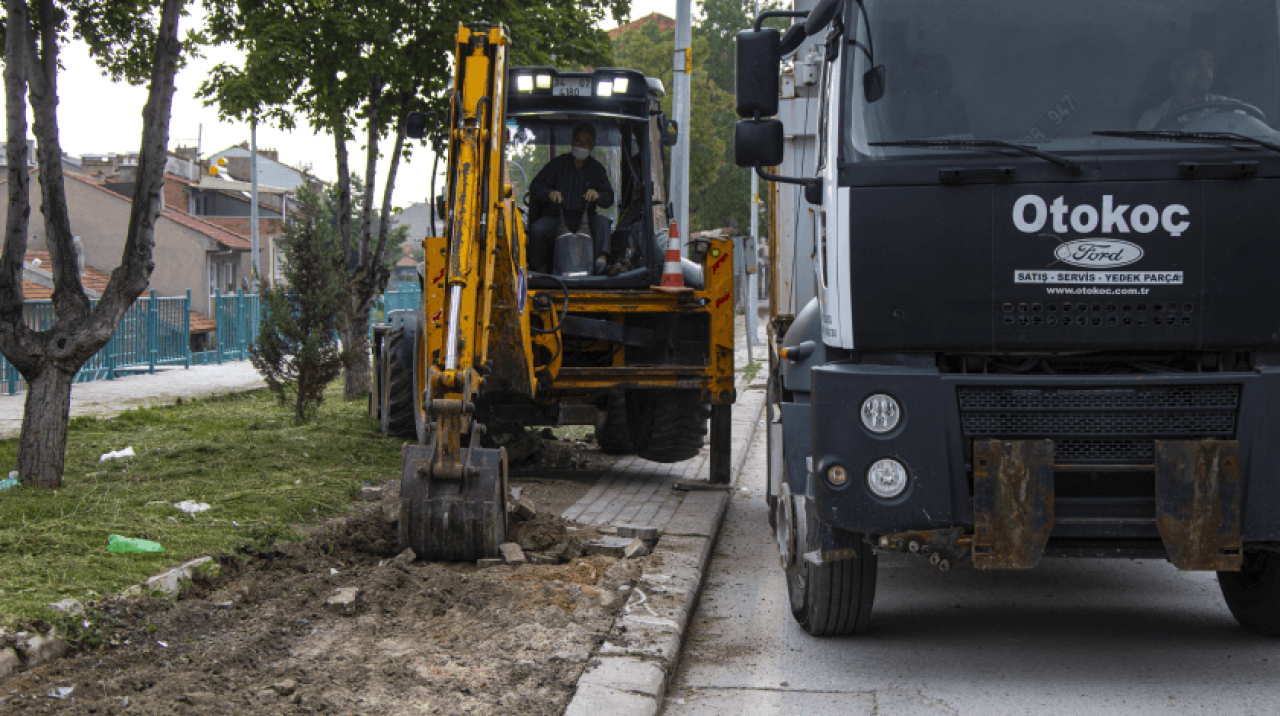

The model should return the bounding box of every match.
[398,438,508,562]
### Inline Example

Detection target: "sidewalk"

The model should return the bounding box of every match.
[0,361,265,439]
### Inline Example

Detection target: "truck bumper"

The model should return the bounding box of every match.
[795,364,1280,552]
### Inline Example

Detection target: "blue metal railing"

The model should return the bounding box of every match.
[0,282,416,395]
[1,289,260,395]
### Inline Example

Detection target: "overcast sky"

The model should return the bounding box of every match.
[52,0,675,208]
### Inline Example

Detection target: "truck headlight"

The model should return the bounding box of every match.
[866,458,909,499]
[860,393,901,433]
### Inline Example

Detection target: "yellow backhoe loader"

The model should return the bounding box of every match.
[375,23,737,562]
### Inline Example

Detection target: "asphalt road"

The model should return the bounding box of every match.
[663,429,1279,715]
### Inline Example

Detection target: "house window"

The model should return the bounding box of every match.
[208,262,218,300]
[224,262,234,292]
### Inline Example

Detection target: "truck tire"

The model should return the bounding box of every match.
[380,329,416,438]
[1219,549,1280,636]
[594,393,636,454]
[626,389,709,463]
[784,496,877,636]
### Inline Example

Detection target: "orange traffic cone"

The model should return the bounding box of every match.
[652,219,693,294]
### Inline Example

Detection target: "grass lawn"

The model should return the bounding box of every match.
[0,384,407,625]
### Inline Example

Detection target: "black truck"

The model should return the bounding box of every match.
[735,0,1280,636]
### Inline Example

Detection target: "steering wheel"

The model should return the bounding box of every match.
[1153,99,1268,131]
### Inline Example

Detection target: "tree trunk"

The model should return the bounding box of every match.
[17,365,74,488]
[339,311,370,401]
[0,0,184,488]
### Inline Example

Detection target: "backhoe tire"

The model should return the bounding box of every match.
[626,389,709,463]
[380,329,416,438]
[1219,549,1280,636]
[594,393,636,455]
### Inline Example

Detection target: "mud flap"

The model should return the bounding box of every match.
[973,440,1054,570]
[1154,440,1242,571]
[398,438,508,562]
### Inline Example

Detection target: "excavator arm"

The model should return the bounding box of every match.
[401,23,532,561]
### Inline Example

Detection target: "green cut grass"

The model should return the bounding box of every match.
[0,383,406,625]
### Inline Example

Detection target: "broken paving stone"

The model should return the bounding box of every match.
[47,687,74,700]
[271,679,298,696]
[616,524,659,541]
[389,548,416,568]
[623,538,650,559]
[499,542,527,565]
[325,587,360,615]
[358,486,383,501]
[528,552,564,565]
[582,536,633,558]
[20,634,68,667]
[47,599,84,616]
[0,648,20,679]
[509,493,538,522]
[477,558,503,568]
[144,557,214,595]
[555,541,582,563]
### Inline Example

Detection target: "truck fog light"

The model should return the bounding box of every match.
[827,464,849,486]
[866,458,909,499]
[860,394,900,433]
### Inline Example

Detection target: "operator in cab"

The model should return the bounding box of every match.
[527,122,615,275]
[1136,49,1233,130]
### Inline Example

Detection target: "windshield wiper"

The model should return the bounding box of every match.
[1093,130,1280,154]
[869,139,1085,176]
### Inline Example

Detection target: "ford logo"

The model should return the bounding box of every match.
[1053,239,1144,268]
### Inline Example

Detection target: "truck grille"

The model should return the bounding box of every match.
[958,385,1240,465]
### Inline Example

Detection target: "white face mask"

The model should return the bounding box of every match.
[572,146,591,161]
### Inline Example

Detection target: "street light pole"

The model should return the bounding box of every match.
[672,0,692,253]
[250,122,260,293]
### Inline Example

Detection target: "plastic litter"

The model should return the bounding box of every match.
[0,476,17,492]
[99,446,135,462]
[48,687,74,700]
[173,501,211,514]
[107,534,164,553]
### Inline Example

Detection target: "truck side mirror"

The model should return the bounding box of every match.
[735,28,780,118]
[734,119,784,168]
[864,65,886,103]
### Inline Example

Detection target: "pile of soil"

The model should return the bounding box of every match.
[0,499,646,715]
[484,423,616,472]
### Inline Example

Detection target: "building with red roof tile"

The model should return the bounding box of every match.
[0,168,252,319]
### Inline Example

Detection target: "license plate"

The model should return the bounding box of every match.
[552,77,591,97]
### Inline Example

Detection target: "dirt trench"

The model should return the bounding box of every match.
[1,491,645,715]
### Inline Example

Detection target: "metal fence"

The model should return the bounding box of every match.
[192,289,260,365]
[0,288,261,395]
[0,283,418,395]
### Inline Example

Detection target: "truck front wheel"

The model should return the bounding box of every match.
[783,495,877,636]
[1219,549,1280,636]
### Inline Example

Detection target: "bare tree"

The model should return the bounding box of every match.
[1,0,186,488]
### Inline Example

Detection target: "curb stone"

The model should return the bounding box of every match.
[563,385,766,716]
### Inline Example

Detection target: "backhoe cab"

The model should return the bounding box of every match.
[372,23,736,563]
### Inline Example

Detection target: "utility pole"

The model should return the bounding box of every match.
[250,121,260,292]
[746,0,762,356]
[672,0,692,253]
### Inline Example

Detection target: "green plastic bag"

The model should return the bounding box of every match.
[108,534,164,553]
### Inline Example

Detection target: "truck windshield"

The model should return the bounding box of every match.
[843,0,1280,161]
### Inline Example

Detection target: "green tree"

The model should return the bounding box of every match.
[612,17,730,233]
[1,0,188,488]
[201,0,628,402]
[252,184,346,420]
